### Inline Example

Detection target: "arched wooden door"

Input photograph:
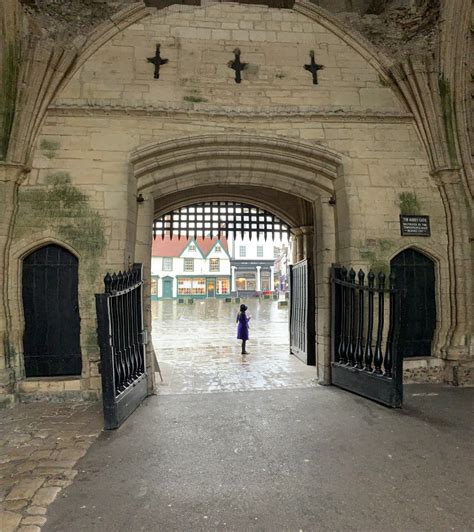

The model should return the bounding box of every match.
[22,244,82,377]
[390,249,436,357]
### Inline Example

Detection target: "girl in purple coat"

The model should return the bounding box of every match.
[236,304,251,354]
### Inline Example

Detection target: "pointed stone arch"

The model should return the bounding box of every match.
[131,134,344,386]
[131,134,343,198]
[390,247,437,358]
[388,243,448,358]
[7,235,83,381]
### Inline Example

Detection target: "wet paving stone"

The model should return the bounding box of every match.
[152,299,317,394]
[0,402,101,530]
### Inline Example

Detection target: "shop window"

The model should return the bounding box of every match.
[184,258,194,272]
[217,278,229,294]
[162,257,173,271]
[210,258,220,272]
[178,277,205,295]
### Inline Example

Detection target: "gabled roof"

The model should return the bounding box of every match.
[179,238,205,258]
[152,235,228,258]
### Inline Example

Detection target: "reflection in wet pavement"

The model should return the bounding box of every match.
[152,299,317,394]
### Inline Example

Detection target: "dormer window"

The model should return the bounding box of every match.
[215,245,221,253]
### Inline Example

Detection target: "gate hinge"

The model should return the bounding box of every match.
[140,329,149,345]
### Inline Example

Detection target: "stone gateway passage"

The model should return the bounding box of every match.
[0,0,471,405]
[0,0,473,529]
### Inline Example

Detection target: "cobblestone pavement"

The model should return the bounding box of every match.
[152,298,317,394]
[0,402,101,532]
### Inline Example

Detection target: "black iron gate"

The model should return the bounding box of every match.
[22,244,82,377]
[330,265,403,408]
[289,259,315,365]
[96,264,148,429]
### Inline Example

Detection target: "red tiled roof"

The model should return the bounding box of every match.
[151,236,187,257]
[152,235,228,257]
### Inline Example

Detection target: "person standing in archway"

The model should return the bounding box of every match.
[236,304,251,355]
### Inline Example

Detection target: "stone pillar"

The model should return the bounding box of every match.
[315,197,337,385]
[270,265,275,291]
[290,234,298,264]
[0,163,28,405]
[134,193,156,394]
[231,266,236,293]
[432,169,473,375]
[256,266,261,293]
[301,225,314,260]
[291,228,304,263]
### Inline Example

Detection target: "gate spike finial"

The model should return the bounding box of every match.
[389,271,396,289]
[104,273,112,293]
[378,271,386,287]
[111,272,118,291]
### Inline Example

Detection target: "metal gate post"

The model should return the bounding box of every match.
[95,293,118,430]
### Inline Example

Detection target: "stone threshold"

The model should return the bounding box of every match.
[403,356,444,369]
[13,378,101,404]
[18,377,82,393]
[403,356,445,384]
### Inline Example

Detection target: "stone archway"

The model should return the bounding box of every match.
[130,134,343,390]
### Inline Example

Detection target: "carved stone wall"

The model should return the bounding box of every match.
[0,0,471,403]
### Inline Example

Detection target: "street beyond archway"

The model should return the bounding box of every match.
[152,299,316,394]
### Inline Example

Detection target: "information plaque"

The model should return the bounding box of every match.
[400,215,430,237]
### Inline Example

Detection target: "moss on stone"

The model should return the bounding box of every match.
[378,239,394,253]
[45,171,72,186]
[360,239,394,278]
[2,335,16,370]
[398,192,420,215]
[360,250,376,262]
[14,172,106,309]
[40,139,61,159]
[183,95,208,103]
[0,41,20,160]
[370,260,389,278]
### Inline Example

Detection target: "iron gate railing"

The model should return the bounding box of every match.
[96,263,148,429]
[289,259,315,365]
[331,265,403,408]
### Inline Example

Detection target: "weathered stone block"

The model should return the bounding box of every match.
[0,511,22,532]
[31,486,61,506]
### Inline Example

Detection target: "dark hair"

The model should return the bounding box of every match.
[240,304,248,312]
